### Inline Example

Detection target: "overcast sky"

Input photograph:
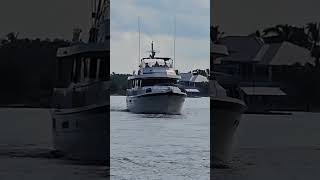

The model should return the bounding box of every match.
[0,0,91,40]
[1,0,320,73]
[212,0,320,36]
[111,0,210,74]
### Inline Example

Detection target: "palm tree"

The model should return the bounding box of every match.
[210,25,224,43]
[306,22,320,67]
[263,24,293,42]
[263,24,310,48]
[6,32,18,43]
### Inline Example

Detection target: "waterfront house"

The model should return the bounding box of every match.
[213,35,314,112]
[180,71,209,97]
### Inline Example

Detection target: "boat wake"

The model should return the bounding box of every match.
[0,145,59,159]
[110,108,129,112]
[137,113,185,119]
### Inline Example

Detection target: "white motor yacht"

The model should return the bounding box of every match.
[126,42,186,114]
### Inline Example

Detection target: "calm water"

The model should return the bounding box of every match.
[0,108,52,150]
[0,108,106,180]
[213,112,320,180]
[110,96,210,180]
[2,104,320,179]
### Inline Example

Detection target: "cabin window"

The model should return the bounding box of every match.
[52,118,56,129]
[80,59,85,81]
[146,88,152,93]
[96,59,101,79]
[90,58,98,79]
[76,58,82,83]
[99,58,107,80]
[72,59,77,82]
[141,79,177,87]
[84,58,89,79]
[62,121,69,129]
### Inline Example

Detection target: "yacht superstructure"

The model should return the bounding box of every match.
[51,0,109,164]
[126,42,186,114]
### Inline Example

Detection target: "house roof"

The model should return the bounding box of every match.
[211,43,229,56]
[218,36,264,62]
[180,73,208,82]
[218,36,314,66]
[180,73,193,81]
[258,42,314,66]
[240,87,286,96]
[190,74,208,82]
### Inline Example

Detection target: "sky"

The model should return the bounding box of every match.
[111,0,210,74]
[1,0,320,72]
[0,0,91,40]
[212,0,320,36]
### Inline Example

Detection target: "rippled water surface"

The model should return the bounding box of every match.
[0,108,107,179]
[110,96,210,180]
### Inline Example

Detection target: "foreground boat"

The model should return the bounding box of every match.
[210,80,246,162]
[211,43,247,164]
[126,42,186,114]
[51,0,109,164]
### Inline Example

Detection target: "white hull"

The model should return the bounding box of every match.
[51,104,109,164]
[127,93,186,114]
[211,97,246,162]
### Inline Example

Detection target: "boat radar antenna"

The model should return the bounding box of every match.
[149,41,157,59]
[173,16,176,69]
[138,17,141,64]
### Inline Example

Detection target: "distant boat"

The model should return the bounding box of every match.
[126,42,186,114]
[185,88,201,98]
[50,0,109,164]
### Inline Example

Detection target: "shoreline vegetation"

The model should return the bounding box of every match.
[0,32,70,108]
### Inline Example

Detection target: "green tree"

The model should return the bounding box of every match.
[306,22,320,67]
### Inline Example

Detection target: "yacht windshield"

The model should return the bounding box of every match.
[141,78,177,87]
[141,58,173,68]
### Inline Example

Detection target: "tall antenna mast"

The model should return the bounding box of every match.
[173,16,176,69]
[91,0,95,27]
[138,17,141,64]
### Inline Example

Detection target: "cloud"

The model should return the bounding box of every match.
[111,0,209,73]
[111,0,209,38]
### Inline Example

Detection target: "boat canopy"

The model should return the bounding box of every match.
[57,43,109,58]
[128,74,180,80]
[140,58,173,68]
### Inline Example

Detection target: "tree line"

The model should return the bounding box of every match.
[0,32,69,107]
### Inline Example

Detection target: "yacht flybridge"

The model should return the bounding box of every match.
[126,42,186,114]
